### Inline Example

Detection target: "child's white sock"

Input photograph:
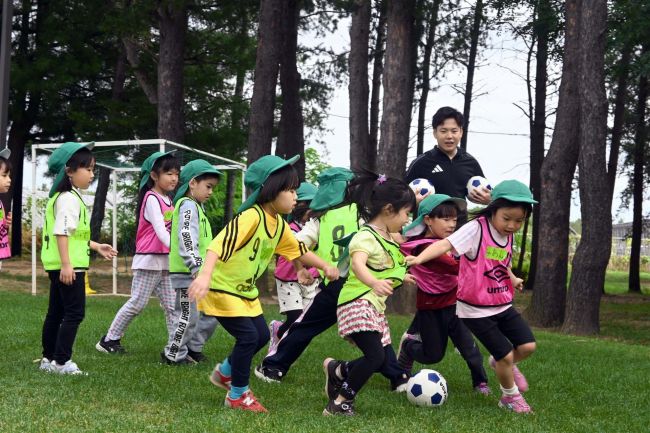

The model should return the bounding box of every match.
[500,384,520,396]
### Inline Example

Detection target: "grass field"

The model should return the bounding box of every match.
[2,282,650,433]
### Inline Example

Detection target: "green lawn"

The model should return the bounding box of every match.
[2,287,650,433]
[603,271,650,294]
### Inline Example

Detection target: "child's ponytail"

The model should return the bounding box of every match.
[346,169,416,222]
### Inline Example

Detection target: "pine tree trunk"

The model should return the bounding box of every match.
[157,0,187,143]
[247,0,283,165]
[416,0,441,156]
[276,0,305,179]
[112,46,127,101]
[460,0,484,151]
[628,45,648,293]
[349,0,371,172]
[225,37,246,221]
[562,0,609,335]
[368,0,387,173]
[90,48,128,243]
[3,0,47,256]
[377,0,416,177]
[527,0,552,290]
[607,44,632,199]
[526,0,581,327]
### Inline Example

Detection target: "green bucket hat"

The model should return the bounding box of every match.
[491,180,538,204]
[237,154,300,213]
[296,182,318,201]
[174,159,222,203]
[402,194,467,237]
[48,141,95,197]
[309,167,355,211]
[139,150,177,190]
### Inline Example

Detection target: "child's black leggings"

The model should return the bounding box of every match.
[42,271,86,364]
[339,331,391,400]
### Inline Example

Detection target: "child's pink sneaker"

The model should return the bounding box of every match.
[474,382,491,395]
[209,363,232,390]
[498,393,532,413]
[488,355,529,393]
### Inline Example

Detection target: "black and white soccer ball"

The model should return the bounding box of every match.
[406,369,448,407]
[409,178,435,197]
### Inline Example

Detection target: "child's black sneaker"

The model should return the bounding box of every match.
[323,399,355,416]
[254,364,284,383]
[187,350,208,363]
[323,358,345,400]
[159,352,196,366]
[390,372,410,393]
[397,332,415,373]
[95,335,126,354]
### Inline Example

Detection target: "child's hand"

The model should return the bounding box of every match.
[403,273,417,286]
[297,268,315,285]
[6,211,11,225]
[371,279,394,296]
[59,264,75,286]
[323,265,339,281]
[188,274,210,301]
[513,277,524,292]
[96,244,118,260]
[404,255,421,267]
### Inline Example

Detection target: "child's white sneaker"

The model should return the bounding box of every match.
[51,360,86,375]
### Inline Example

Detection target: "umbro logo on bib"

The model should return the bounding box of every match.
[431,164,443,174]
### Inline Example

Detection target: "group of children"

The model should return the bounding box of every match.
[30,140,537,416]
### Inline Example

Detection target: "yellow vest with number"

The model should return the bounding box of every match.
[41,191,91,271]
[209,205,284,300]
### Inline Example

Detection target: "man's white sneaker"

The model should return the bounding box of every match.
[38,357,52,372]
[51,360,87,375]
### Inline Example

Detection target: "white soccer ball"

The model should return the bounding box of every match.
[406,369,448,407]
[466,176,492,195]
[409,178,435,197]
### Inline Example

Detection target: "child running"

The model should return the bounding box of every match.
[188,154,340,413]
[323,172,415,416]
[97,151,179,354]
[40,142,117,374]
[405,180,537,413]
[269,181,320,353]
[0,148,12,267]
[256,168,409,393]
[162,159,221,365]
[398,194,490,394]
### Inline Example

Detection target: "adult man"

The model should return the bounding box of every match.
[405,106,490,209]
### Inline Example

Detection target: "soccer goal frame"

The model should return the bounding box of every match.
[30,139,246,296]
